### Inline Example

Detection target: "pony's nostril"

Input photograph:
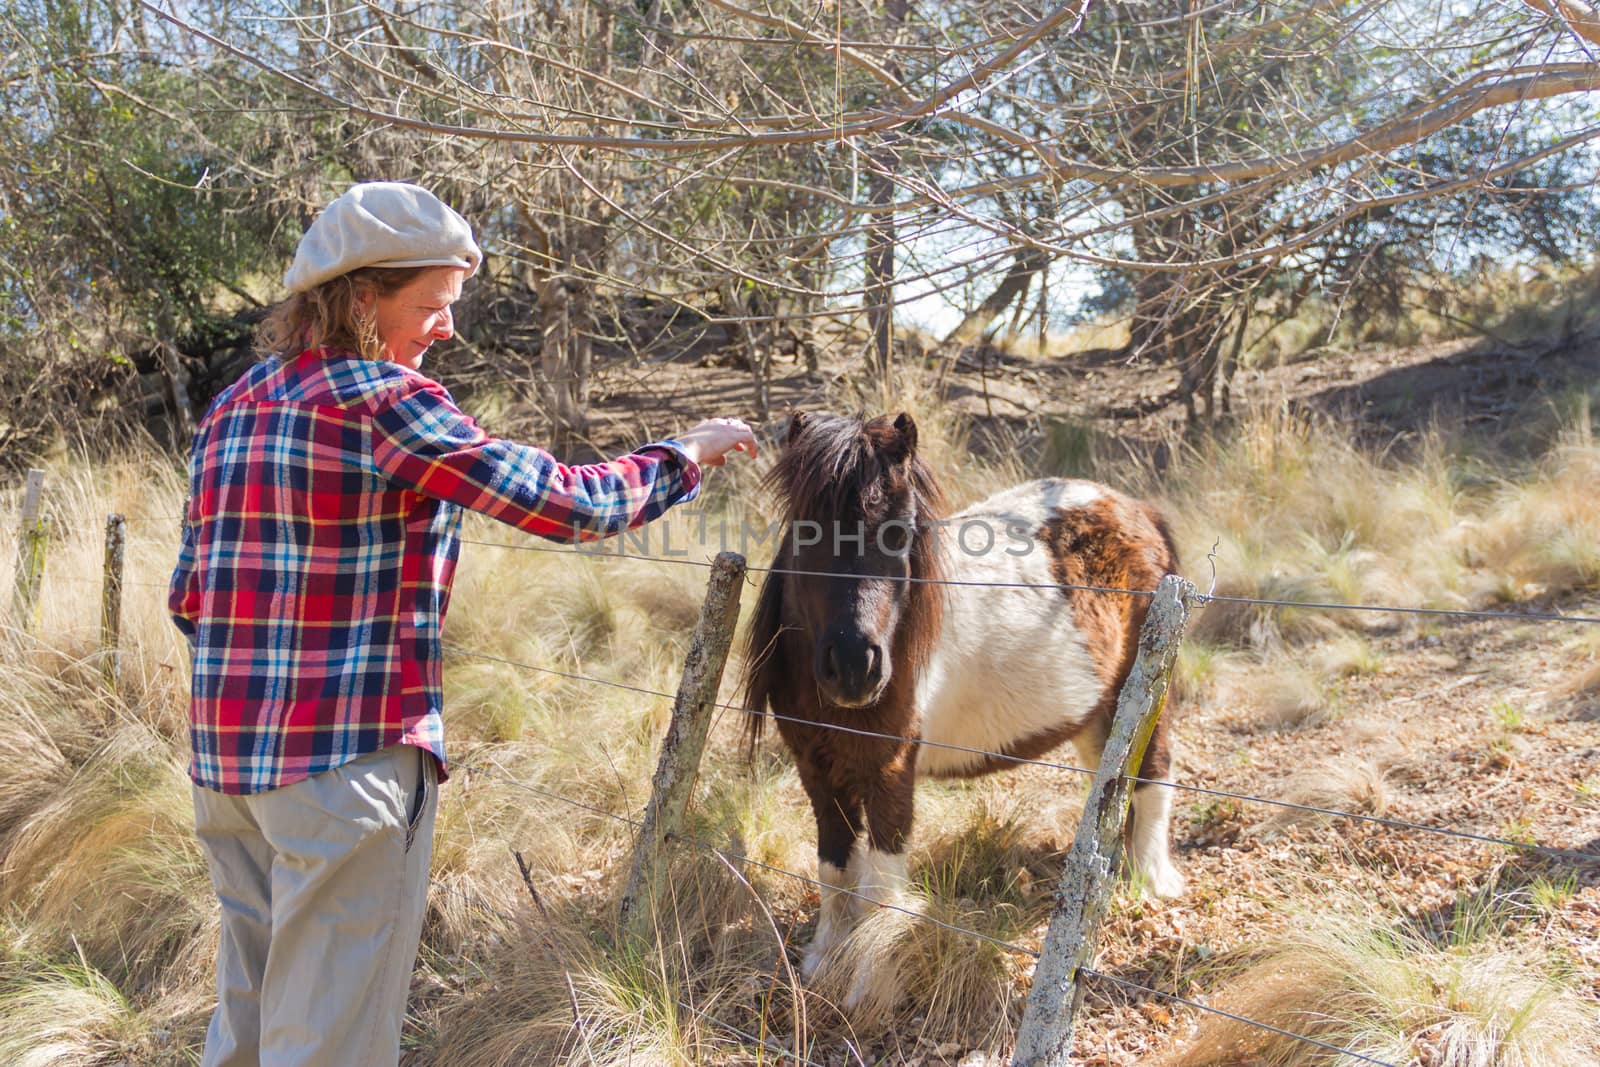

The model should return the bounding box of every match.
[821,643,841,683]
[865,645,882,682]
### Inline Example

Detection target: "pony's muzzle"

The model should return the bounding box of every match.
[816,633,887,707]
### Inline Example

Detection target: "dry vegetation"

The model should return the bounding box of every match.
[1,343,1598,1066]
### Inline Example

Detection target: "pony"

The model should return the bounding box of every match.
[741,411,1185,991]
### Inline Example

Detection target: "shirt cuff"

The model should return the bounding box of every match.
[635,438,702,502]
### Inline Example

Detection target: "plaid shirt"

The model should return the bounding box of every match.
[170,348,700,795]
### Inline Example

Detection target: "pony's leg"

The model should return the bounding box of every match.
[1070,715,1110,780]
[1073,714,1184,897]
[800,771,863,981]
[1128,715,1185,898]
[838,747,918,1013]
[857,746,917,909]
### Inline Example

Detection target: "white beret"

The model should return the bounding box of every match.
[283,181,482,294]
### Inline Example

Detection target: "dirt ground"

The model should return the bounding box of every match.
[1076,608,1600,1065]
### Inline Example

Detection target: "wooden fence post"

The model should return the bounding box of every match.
[1013,573,1197,1066]
[101,513,127,688]
[618,550,747,946]
[11,469,48,635]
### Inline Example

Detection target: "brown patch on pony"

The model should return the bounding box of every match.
[1039,493,1181,781]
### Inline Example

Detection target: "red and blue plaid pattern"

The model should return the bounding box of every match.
[170,348,700,794]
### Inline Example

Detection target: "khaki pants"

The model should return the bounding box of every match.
[192,744,438,1067]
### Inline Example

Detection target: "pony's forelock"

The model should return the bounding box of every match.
[764,412,945,526]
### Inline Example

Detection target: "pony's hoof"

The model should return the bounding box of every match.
[1140,861,1186,900]
[798,943,828,983]
[842,959,899,1017]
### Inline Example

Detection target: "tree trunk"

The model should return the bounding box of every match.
[943,246,1049,346]
[537,275,592,458]
[864,158,896,379]
[863,0,907,380]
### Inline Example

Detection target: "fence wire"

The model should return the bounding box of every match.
[442,645,1599,868]
[445,642,1588,1067]
[443,644,1100,779]
[1127,773,1600,867]
[461,755,1041,960]
[459,754,1416,1067]
[455,536,1600,627]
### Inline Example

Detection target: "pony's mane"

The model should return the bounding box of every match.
[742,413,948,745]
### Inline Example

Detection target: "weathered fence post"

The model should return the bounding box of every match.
[101,513,127,688]
[1013,573,1197,1065]
[618,550,747,946]
[11,469,48,634]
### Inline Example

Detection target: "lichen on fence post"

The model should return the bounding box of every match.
[618,550,747,947]
[101,513,126,688]
[11,469,48,635]
[1013,573,1197,1066]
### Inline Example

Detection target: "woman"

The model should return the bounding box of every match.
[169,182,755,1066]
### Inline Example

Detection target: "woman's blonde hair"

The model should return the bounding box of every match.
[257,265,430,360]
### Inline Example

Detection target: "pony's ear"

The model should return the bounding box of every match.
[885,412,918,461]
[785,410,810,446]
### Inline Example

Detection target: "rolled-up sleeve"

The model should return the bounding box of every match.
[370,377,700,542]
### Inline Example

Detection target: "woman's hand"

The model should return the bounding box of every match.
[676,417,758,467]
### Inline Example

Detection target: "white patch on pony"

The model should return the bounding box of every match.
[1129,781,1185,899]
[916,479,1107,776]
[852,847,911,909]
[802,858,853,981]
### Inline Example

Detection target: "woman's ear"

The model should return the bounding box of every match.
[347,275,374,313]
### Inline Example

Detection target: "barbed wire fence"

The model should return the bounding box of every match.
[4,469,1599,1066]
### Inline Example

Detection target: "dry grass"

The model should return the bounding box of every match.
[1117,392,1600,762]
[2,362,1598,1064]
[1248,758,1390,839]
[0,955,159,1067]
[1210,655,1340,733]
[1158,902,1599,1067]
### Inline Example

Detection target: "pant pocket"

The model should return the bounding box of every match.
[403,749,431,854]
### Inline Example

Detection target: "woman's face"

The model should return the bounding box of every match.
[366,266,467,370]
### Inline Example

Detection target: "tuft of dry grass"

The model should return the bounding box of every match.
[1146,404,1475,649]
[429,846,806,1067]
[0,955,152,1067]
[1464,404,1600,601]
[1065,390,1600,653]
[1549,661,1600,722]
[1216,655,1340,733]
[1249,758,1390,838]
[1158,904,1600,1067]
